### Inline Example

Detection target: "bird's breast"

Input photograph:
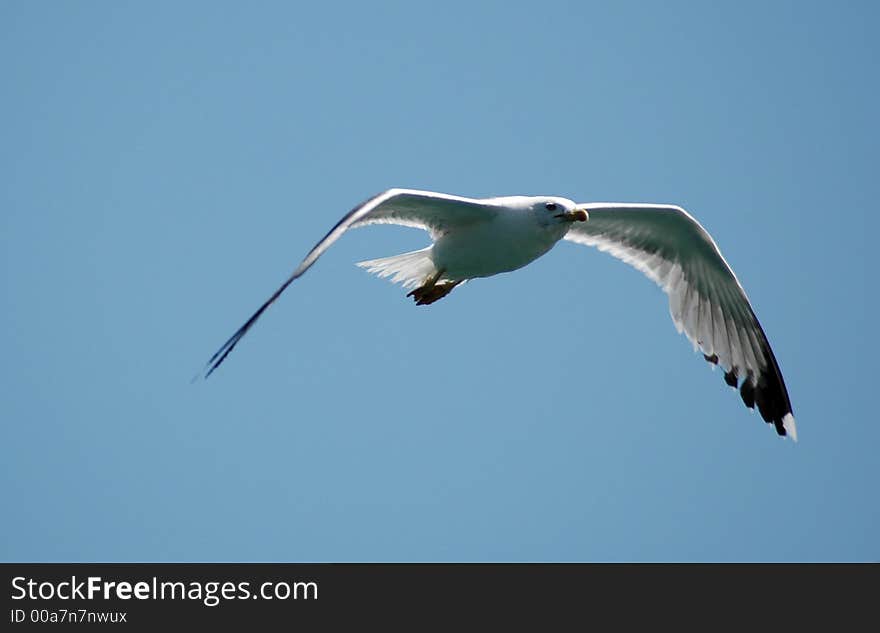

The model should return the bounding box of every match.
[432,216,565,279]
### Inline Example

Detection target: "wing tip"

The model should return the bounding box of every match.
[782,413,798,442]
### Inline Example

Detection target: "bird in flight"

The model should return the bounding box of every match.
[201,188,796,440]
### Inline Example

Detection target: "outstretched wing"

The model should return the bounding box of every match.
[565,203,796,439]
[200,188,497,378]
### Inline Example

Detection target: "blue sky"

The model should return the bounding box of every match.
[2,1,877,561]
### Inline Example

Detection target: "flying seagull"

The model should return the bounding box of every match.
[201,188,796,440]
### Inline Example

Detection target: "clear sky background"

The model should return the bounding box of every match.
[2,1,877,562]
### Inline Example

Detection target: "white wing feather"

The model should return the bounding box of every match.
[201,189,497,377]
[565,203,796,439]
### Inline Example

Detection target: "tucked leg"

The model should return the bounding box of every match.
[406,270,462,305]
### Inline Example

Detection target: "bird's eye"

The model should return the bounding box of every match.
[545,202,558,211]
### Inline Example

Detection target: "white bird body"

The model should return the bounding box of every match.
[432,196,571,279]
[201,188,797,441]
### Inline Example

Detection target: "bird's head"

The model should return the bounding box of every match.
[532,197,590,227]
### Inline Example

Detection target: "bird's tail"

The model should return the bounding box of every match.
[356,246,437,290]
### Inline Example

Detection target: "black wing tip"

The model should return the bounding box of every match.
[198,331,242,380]
[703,307,795,439]
[772,417,787,436]
[197,276,294,382]
[723,368,738,388]
[198,310,263,380]
[715,365,794,438]
[739,376,756,409]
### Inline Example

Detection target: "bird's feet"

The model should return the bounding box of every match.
[407,278,461,306]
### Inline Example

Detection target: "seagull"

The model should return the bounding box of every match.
[201,188,796,440]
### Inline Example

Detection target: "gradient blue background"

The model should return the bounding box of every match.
[2,1,877,561]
